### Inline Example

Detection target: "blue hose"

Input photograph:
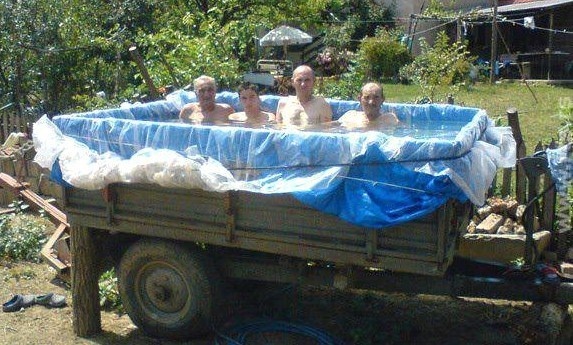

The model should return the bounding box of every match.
[214,319,346,345]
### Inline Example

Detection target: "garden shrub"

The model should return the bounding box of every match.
[356,28,412,80]
[0,207,49,262]
[399,31,475,102]
[99,267,124,312]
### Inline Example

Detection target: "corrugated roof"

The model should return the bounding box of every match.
[479,0,573,14]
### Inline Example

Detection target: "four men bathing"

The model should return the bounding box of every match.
[337,82,400,130]
[179,75,234,124]
[179,71,400,130]
[275,65,333,127]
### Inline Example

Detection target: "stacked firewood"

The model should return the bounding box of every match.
[465,196,539,235]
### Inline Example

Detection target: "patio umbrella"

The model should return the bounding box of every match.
[259,25,313,59]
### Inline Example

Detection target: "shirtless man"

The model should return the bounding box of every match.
[229,82,275,127]
[337,82,400,129]
[275,65,332,127]
[179,75,234,124]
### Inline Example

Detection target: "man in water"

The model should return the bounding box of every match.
[275,65,332,127]
[179,75,234,124]
[229,82,275,127]
[337,82,400,129]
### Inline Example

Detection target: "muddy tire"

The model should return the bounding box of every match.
[117,239,221,340]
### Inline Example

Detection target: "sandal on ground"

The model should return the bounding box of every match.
[2,294,36,312]
[34,293,66,308]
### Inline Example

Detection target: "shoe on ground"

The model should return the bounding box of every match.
[35,293,66,308]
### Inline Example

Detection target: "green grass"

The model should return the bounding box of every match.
[383,82,573,152]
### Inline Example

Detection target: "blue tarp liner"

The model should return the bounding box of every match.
[32,90,516,229]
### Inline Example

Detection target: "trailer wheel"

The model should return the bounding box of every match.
[118,239,221,340]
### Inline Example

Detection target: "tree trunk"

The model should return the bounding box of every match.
[71,225,102,337]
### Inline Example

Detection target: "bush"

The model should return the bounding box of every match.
[99,268,124,312]
[318,66,363,100]
[399,31,475,102]
[0,206,49,262]
[356,28,412,80]
[316,47,354,77]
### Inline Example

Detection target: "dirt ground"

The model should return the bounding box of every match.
[1,260,571,345]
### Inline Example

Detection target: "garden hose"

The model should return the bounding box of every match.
[214,319,346,345]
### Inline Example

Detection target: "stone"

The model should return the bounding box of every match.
[560,262,573,276]
[458,231,552,265]
[476,205,493,220]
[476,213,504,234]
[515,204,526,224]
[505,199,520,218]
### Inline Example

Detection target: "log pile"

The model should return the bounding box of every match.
[465,196,540,235]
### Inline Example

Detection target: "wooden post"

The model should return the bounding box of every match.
[71,225,102,337]
[547,10,554,80]
[501,168,512,197]
[489,0,498,84]
[128,45,160,100]
[507,108,526,203]
[456,18,462,42]
[542,140,557,232]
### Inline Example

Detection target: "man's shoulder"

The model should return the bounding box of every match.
[217,103,233,110]
[312,95,329,104]
[338,110,360,121]
[278,96,297,104]
[182,102,199,110]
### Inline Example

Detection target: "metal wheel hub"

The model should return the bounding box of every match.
[140,264,189,314]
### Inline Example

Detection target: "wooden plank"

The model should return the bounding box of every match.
[542,140,557,232]
[507,108,526,203]
[67,210,444,273]
[224,191,236,242]
[66,184,461,276]
[40,223,70,272]
[501,167,512,197]
[2,112,9,143]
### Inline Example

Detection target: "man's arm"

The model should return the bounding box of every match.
[275,99,286,123]
[219,103,235,116]
[179,103,197,122]
[319,98,333,123]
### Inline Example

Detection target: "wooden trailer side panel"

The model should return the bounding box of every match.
[64,183,468,276]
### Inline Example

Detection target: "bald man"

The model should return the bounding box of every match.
[275,65,333,127]
[337,82,400,129]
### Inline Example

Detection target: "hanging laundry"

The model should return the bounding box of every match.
[524,16,535,29]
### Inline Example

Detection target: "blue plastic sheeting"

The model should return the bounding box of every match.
[32,91,516,228]
[546,144,572,194]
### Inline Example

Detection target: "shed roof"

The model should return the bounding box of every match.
[479,0,573,14]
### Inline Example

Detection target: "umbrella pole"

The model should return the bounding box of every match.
[283,44,288,60]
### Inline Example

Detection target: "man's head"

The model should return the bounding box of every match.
[237,82,261,112]
[291,65,315,101]
[358,82,384,117]
[194,75,217,108]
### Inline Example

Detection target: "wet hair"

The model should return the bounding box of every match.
[238,82,260,94]
[193,75,216,91]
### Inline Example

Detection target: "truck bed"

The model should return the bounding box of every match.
[64,183,470,276]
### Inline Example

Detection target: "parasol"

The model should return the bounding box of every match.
[259,25,313,59]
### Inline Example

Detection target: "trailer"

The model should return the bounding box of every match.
[31,90,573,340]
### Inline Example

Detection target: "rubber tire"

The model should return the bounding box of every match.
[118,238,221,340]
